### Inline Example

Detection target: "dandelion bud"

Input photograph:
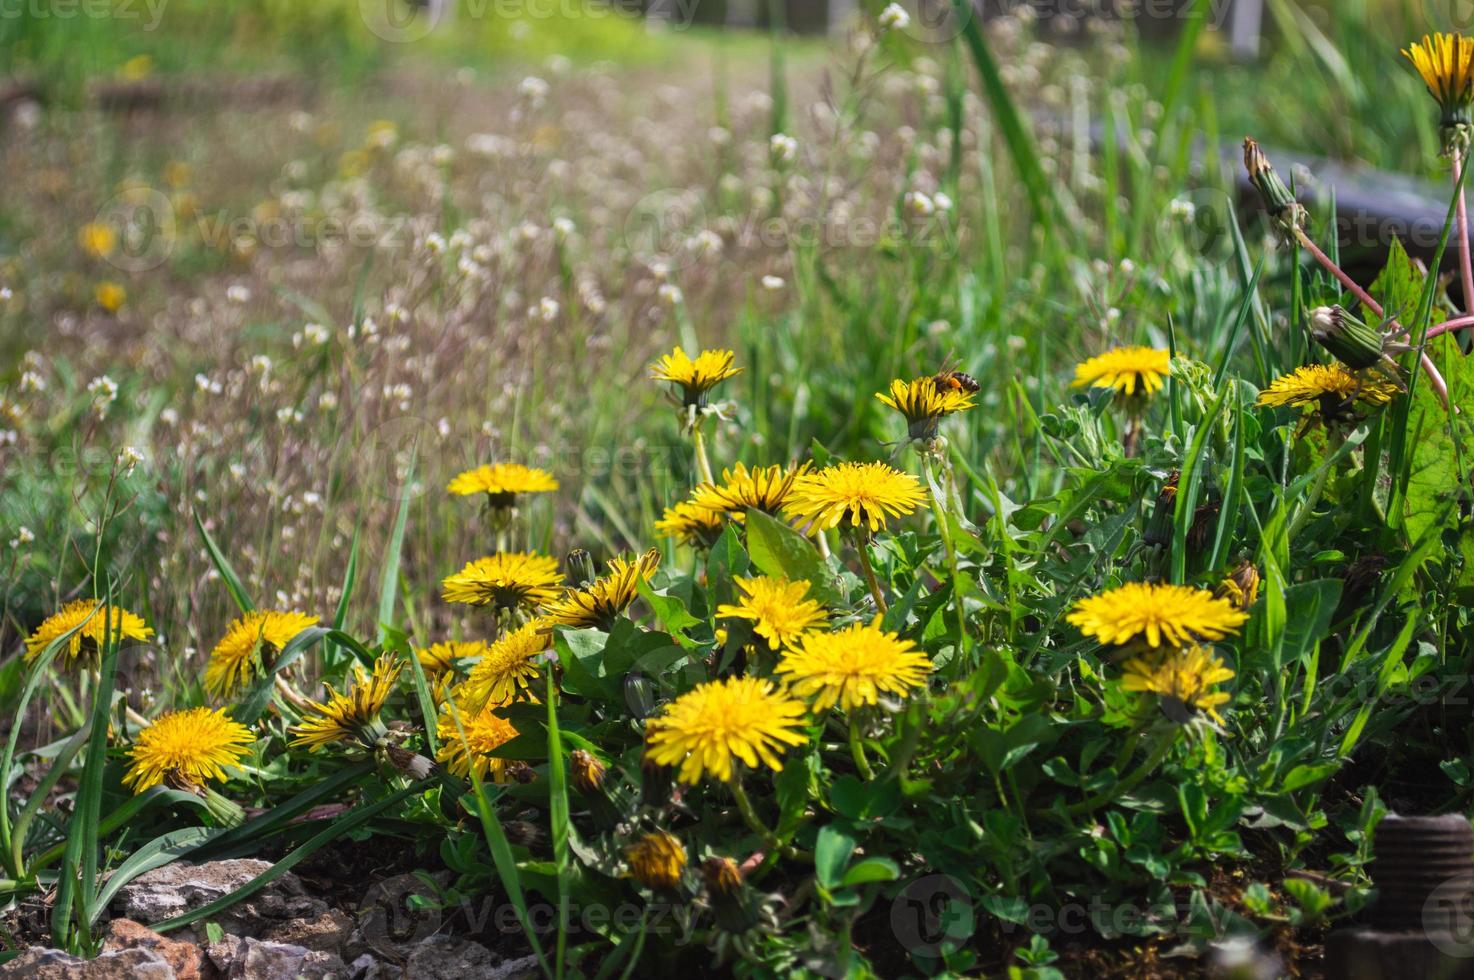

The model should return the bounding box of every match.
[1242,138,1306,235]
[700,856,744,898]
[640,732,673,808]
[701,856,763,933]
[625,830,687,891]
[1143,472,1178,549]
[1215,560,1260,611]
[566,548,596,588]
[1309,305,1390,371]
[570,749,606,794]
[384,744,435,780]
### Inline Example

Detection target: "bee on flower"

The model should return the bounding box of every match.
[876,373,976,444]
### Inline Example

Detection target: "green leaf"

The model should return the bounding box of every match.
[743,509,844,607]
[194,511,255,613]
[839,857,900,888]
[814,825,856,890]
[376,447,417,645]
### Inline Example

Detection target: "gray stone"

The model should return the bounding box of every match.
[399,936,497,979]
[260,909,354,954]
[112,859,329,939]
[0,946,176,979]
[215,937,347,980]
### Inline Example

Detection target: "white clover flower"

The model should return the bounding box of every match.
[448,229,472,251]
[10,526,35,549]
[160,408,179,426]
[553,217,576,238]
[0,286,12,300]
[1169,198,1197,221]
[658,283,684,306]
[424,233,447,255]
[933,191,954,212]
[905,191,935,216]
[229,462,246,480]
[304,322,331,346]
[770,133,798,163]
[19,370,45,393]
[226,284,251,304]
[536,297,561,321]
[432,144,455,167]
[878,3,910,31]
[275,406,303,424]
[318,391,339,410]
[436,417,451,438]
[761,275,785,291]
[689,229,723,256]
[519,76,550,102]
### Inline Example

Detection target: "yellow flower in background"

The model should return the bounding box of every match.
[784,461,926,536]
[1215,560,1261,612]
[655,499,726,547]
[291,655,401,751]
[1255,364,1398,410]
[163,160,192,188]
[649,346,742,406]
[118,54,153,81]
[435,696,521,782]
[447,462,559,507]
[544,549,660,630]
[123,706,254,793]
[95,281,127,312]
[458,621,551,712]
[691,461,810,519]
[876,377,975,439]
[625,830,687,890]
[1067,582,1248,650]
[441,553,563,612]
[1121,645,1236,724]
[25,599,153,666]
[1403,33,1474,129]
[78,222,116,259]
[417,639,486,704]
[715,576,827,650]
[776,618,932,711]
[365,119,399,149]
[644,675,809,784]
[205,610,321,699]
[1071,346,1171,398]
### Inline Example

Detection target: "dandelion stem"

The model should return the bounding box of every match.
[1293,227,1449,408]
[856,541,888,614]
[924,454,966,650]
[730,779,780,850]
[1455,148,1474,318]
[848,716,874,780]
[691,423,715,486]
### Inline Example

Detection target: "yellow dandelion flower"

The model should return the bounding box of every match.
[783,461,926,536]
[290,654,401,751]
[204,610,321,699]
[1121,645,1236,725]
[544,549,660,630]
[24,599,153,666]
[1067,582,1248,650]
[123,707,254,793]
[655,499,726,547]
[446,463,559,507]
[649,347,742,407]
[690,461,810,520]
[95,281,126,312]
[715,576,827,650]
[876,377,975,440]
[435,696,521,782]
[1403,33,1474,129]
[1255,364,1398,411]
[459,621,551,712]
[1215,561,1260,612]
[1071,346,1171,398]
[625,830,687,890]
[776,617,932,711]
[78,222,116,258]
[441,553,563,612]
[418,639,486,704]
[644,675,809,784]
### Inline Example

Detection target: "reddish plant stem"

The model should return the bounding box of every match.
[1294,229,1449,408]
[1456,148,1474,319]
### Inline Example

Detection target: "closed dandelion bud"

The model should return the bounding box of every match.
[701,856,763,933]
[625,830,687,891]
[566,548,596,588]
[570,749,606,794]
[506,761,538,784]
[640,733,673,808]
[1187,500,1220,558]
[1243,137,1306,234]
[1309,305,1388,371]
[1143,473,1179,548]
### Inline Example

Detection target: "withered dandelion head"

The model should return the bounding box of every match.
[776,618,932,711]
[1067,582,1248,651]
[124,707,253,794]
[649,347,742,407]
[441,552,563,612]
[435,696,521,783]
[291,654,401,751]
[25,600,153,667]
[625,830,687,890]
[644,675,809,785]
[1403,33,1474,141]
[1071,346,1171,400]
[544,549,660,630]
[715,576,827,651]
[1216,561,1261,612]
[205,610,321,699]
[1121,645,1235,725]
[876,377,975,440]
[458,620,551,712]
[447,462,558,508]
[690,461,810,520]
[783,461,926,537]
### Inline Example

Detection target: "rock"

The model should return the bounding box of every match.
[212,937,347,980]
[102,918,216,980]
[260,909,353,954]
[113,859,329,940]
[399,936,497,979]
[0,946,176,979]
[344,873,447,961]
